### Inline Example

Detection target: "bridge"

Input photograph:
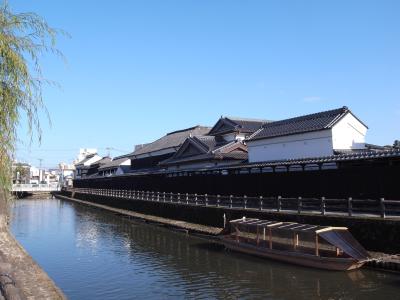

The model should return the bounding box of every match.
[12,183,61,193]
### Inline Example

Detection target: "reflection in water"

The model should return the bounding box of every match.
[10,199,400,300]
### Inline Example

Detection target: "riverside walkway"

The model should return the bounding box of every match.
[66,187,400,220]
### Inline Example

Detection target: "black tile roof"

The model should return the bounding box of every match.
[248,106,366,141]
[208,117,269,136]
[75,149,400,179]
[160,136,247,166]
[130,126,211,157]
[75,154,98,167]
[194,136,230,151]
[160,151,247,166]
[228,149,400,169]
[227,117,271,133]
[98,157,130,171]
[91,157,112,166]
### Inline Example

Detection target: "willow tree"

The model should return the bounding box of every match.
[0,1,64,207]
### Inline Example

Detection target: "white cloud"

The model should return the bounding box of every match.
[303,96,322,103]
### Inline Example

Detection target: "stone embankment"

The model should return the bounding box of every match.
[55,192,400,274]
[0,195,66,300]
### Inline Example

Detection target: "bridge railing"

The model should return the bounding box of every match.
[63,187,400,219]
[12,183,60,192]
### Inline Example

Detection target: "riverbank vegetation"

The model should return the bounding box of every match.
[0,1,64,217]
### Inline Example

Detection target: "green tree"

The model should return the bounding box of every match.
[12,163,30,183]
[0,1,64,201]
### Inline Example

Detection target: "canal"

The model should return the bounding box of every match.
[10,198,400,300]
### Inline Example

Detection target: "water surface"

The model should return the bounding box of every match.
[10,198,400,300]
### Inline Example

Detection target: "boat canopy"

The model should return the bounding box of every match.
[229,218,370,261]
[317,230,369,261]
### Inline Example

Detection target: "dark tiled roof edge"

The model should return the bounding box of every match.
[247,106,368,141]
[75,149,400,180]
[166,125,210,136]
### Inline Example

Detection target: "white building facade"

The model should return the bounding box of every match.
[247,107,368,163]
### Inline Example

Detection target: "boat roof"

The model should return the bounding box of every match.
[229,218,347,234]
[229,218,370,260]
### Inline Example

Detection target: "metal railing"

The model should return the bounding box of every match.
[64,187,400,219]
[12,183,60,192]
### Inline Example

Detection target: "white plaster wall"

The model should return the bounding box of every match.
[119,159,131,166]
[84,155,102,166]
[221,133,247,142]
[248,130,333,163]
[331,113,367,150]
[116,168,124,175]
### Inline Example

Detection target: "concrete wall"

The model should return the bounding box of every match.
[248,130,334,162]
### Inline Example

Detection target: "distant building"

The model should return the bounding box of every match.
[59,162,75,186]
[73,148,98,164]
[98,156,131,176]
[246,107,368,163]
[84,157,112,177]
[208,116,269,142]
[160,117,266,170]
[29,166,41,184]
[129,126,211,171]
[74,153,103,178]
[160,135,248,170]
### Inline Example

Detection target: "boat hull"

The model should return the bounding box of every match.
[222,238,365,271]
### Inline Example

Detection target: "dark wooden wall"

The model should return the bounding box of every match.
[74,158,400,199]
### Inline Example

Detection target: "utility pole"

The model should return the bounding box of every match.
[105,147,112,157]
[38,158,43,169]
[38,158,43,183]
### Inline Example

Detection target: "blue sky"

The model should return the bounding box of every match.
[11,0,400,168]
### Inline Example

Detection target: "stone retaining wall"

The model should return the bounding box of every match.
[60,190,400,254]
[0,191,66,300]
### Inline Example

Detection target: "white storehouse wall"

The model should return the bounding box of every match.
[115,159,131,175]
[247,112,368,163]
[248,130,334,163]
[331,113,367,150]
[83,155,102,166]
[221,133,247,142]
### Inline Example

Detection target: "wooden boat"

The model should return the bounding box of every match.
[221,217,370,271]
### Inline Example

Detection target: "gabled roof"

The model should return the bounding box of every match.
[130,126,211,157]
[160,136,248,166]
[208,117,269,136]
[98,157,130,171]
[75,153,99,167]
[87,157,112,168]
[247,106,367,141]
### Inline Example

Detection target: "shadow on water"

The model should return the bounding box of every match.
[10,198,400,300]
